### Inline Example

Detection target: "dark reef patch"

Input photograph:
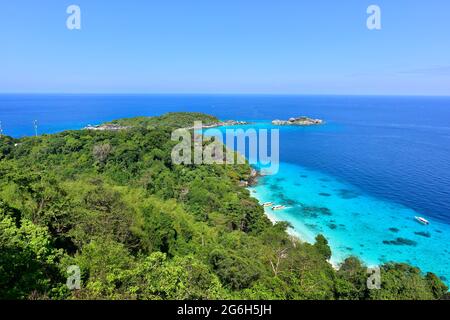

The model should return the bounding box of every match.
[318,192,331,197]
[285,199,299,206]
[327,223,337,230]
[318,207,332,216]
[338,189,360,199]
[301,205,332,218]
[305,223,319,230]
[274,192,284,199]
[275,193,300,206]
[414,231,431,238]
[268,184,279,191]
[389,227,400,233]
[382,238,417,247]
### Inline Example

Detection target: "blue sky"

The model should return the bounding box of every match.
[1,0,450,95]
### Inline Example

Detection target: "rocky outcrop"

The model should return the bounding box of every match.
[183,120,250,130]
[248,168,260,186]
[203,120,249,129]
[84,124,131,131]
[219,120,249,126]
[272,116,324,126]
[239,180,249,187]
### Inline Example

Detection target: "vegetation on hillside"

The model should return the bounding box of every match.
[0,112,447,300]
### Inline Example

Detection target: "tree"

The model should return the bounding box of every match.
[0,215,63,299]
[425,272,448,299]
[313,234,332,260]
[368,263,436,300]
[335,257,368,299]
[209,249,261,290]
[92,143,112,164]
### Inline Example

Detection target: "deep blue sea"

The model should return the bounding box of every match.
[1,94,450,283]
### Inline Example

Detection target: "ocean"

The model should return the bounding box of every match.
[1,94,450,283]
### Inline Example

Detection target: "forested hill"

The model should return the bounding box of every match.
[0,112,447,300]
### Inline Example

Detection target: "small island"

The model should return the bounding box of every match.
[84,118,249,131]
[272,116,324,126]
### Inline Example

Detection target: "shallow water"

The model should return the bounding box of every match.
[204,119,450,283]
[2,94,450,283]
[249,161,450,283]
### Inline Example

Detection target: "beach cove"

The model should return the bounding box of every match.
[207,117,450,285]
[247,160,450,284]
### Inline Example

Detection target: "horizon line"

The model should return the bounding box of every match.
[1,92,450,98]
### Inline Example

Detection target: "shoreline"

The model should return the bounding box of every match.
[246,162,450,282]
[248,182,341,270]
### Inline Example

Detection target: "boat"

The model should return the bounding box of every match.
[415,216,430,225]
[272,205,286,211]
[262,202,274,207]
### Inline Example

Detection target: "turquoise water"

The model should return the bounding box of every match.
[249,161,450,281]
[2,94,450,284]
[204,121,450,284]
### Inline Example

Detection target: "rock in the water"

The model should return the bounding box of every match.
[382,237,417,246]
[272,116,324,126]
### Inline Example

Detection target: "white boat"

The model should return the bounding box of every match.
[272,205,286,211]
[263,202,274,207]
[415,216,430,225]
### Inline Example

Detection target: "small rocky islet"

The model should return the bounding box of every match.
[272,116,324,126]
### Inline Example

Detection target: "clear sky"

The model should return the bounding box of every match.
[1,0,450,95]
